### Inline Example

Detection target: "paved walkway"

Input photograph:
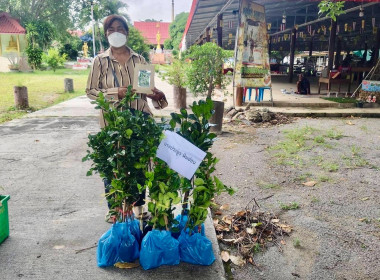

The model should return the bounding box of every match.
[0,93,224,279]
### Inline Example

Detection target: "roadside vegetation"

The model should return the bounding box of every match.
[267,125,376,186]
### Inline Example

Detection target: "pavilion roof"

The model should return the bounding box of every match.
[133,21,170,45]
[0,12,26,34]
[181,0,380,52]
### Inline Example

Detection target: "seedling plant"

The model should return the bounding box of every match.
[83,86,163,221]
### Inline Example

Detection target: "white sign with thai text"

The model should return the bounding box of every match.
[156,130,206,180]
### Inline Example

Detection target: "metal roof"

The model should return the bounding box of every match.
[182,0,380,51]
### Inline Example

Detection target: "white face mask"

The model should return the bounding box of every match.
[108,32,127,48]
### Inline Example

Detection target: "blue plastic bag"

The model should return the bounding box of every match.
[172,214,205,239]
[97,222,140,267]
[178,230,215,266]
[140,229,180,270]
[97,224,120,267]
[128,218,142,244]
[117,222,139,263]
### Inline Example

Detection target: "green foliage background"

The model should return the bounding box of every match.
[164,12,189,50]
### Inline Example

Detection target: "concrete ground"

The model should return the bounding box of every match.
[213,118,380,280]
[1,73,380,280]
[0,95,224,280]
[151,75,380,118]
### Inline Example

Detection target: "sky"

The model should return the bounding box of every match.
[124,0,192,23]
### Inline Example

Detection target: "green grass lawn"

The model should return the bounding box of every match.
[0,68,90,123]
[321,97,358,103]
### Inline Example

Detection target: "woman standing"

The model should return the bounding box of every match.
[86,15,166,221]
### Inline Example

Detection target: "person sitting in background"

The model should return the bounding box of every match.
[338,55,352,79]
[296,74,311,95]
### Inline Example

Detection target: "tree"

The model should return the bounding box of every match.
[127,26,151,62]
[25,20,55,50]
[318,0,345,21]
[42,48,67,72]
[164,12,188,50]
[77,0,130,52]
[185,43,230,99]
[144,19,162,22]
[0,0,78,37]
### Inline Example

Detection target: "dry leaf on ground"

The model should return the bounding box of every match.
[230,255,246,266]
[222,238,236,244]
[221,251,230,262]
[114,262,140,269]
[222,215,233,225]
[246,227,256,235]
[215,224,231,232]
[279,224,292,233]
[235,210,248,217]
[220,204,230,210]
[302,181,317,187]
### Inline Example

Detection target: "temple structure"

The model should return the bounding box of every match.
[0,12,27,72]
[134,21,170,49]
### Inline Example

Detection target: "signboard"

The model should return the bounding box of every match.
[234,0,271,88]
[362,80,380,92]
[156,131,206,180]
[72,64,88,70]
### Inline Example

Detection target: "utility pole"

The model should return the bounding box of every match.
[90,0,96,57]
[172,0,174,22]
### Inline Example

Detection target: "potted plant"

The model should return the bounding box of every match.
[159,58,188,109]
[185,42,231,133]
[167,101,234,265]
[83,86,163,221]
[5,51,20,72]
[138,160,182,270]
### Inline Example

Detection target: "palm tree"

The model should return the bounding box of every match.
[79,0,130,52]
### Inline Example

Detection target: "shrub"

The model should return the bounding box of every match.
[25,45,43,70]
[59,43,79,60]
[43,48,67,72]
[185,43,230,98]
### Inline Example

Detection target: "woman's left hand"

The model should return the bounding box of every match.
[147,87,166,101]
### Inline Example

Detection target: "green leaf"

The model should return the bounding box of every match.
[180,108,188,118]
[193,186,208,193]
[125,128,133,138]
[169,119,176,129]
[148,202,155,213]
[173,197,181,205]
[158,216,166,227]
[194,178,205,186]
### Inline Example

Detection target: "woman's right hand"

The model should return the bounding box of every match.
[118,87,137,100]
[118,87,127,99]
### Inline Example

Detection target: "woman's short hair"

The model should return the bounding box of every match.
[103,15,129,35]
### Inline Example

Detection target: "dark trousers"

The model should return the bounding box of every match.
[103,179,146,208]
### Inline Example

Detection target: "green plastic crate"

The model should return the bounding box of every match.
[0,195,10,244]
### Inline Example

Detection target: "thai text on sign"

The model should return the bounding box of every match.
[156,131,206,180]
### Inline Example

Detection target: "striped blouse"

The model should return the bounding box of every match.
[86,47,152,128]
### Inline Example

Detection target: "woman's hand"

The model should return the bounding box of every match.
[118,87,137,100]
[146,87,166,101]
[118,87,127,99]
